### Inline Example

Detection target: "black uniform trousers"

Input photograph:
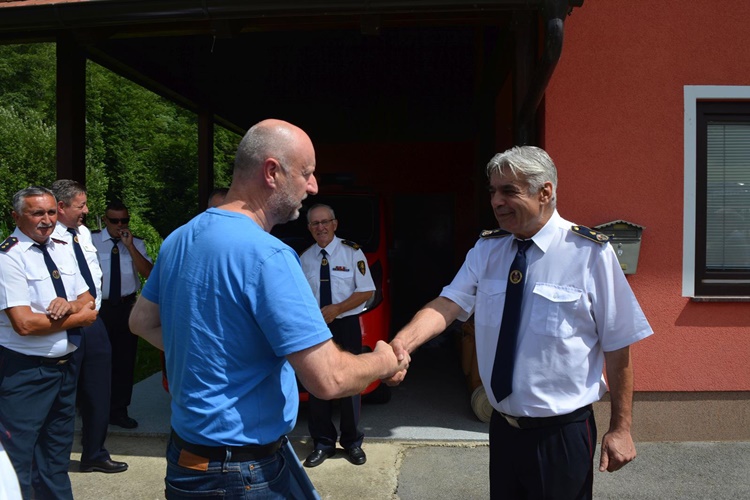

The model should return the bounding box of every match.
[489,407,597,500]
[99,294,138,419]
[308,315,364,452]
[0,346,77,500]
[70,316,112,462]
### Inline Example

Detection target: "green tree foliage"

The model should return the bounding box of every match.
[0,44,57,237]
[0,43,240,242]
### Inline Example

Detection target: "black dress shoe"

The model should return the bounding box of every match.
[303,449,335,468]
[346,446,366,466]
[109,415,138,429]
[79,459,129,473]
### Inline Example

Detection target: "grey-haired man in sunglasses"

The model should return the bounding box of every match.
[92,200,153,429]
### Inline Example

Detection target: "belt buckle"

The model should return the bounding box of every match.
[503,414,521,429]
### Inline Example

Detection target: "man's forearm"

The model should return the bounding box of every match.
[6,304,95,336]
[604,346,634,432]
[392,297,461,354]
[290,339,407,400]
[128,246,153,279]
[334,291,372,315]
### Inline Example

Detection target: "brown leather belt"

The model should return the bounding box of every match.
[497,404,593,430]
[171,430,283,462]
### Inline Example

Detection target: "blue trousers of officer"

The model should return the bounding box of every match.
[0,347,77,500]
[308,315,364,452]
[70,317,113,462]
[489,407,597,500]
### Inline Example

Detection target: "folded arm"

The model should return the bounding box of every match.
[5,291,96,336]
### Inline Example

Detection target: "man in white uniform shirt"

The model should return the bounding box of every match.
[51,180,128,474]
[388,146,653,499]
[92,200,152,429]
[299,204,375,468]
[0,186,97,499]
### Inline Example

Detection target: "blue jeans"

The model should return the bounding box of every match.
[164,437,292,499]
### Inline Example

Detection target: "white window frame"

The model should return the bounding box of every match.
[683,85,750,297]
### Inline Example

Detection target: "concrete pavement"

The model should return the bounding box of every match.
[69,346,750,499]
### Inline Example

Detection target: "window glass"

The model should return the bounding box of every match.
[705,122,750,270]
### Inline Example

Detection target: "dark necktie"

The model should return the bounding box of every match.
[33,242,82,347]
[319,249,332,307]
[491,239,533,402]
[67,227,96,299]
[109,238,121,303]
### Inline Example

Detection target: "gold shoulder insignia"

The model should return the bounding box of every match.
[341,239,361,250]
[479,228,512,239]
[0,237,18,252]
[357,260,366,276]
[571,225,609,244]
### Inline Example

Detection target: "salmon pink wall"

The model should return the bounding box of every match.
[545,1,750,391]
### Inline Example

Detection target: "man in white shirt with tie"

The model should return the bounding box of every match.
[92,201,152,429]
[0,186,97,498]
[387,146,654,499]
[51,180,128,473]
[299,204,375,468]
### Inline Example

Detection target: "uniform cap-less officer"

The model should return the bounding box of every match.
[92,200,153,429]
[299,204,376,468]
[0,187,97,499]
[387,146,654,499]
[51,180,128,474]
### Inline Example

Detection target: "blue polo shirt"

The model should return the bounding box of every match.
[142,208,331,446]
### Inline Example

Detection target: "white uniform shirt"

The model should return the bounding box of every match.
[0,228,89,357]
[53,222,103,311]
[299,236,376,319]
[441,210,653,417]
[92,229,152,300]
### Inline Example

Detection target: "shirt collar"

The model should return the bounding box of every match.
[316,235,340,254]
[528,210,565,254]
[12,227,51,253]
[54,221,75,238]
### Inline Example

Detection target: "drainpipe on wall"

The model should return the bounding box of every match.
[515,0,581,145]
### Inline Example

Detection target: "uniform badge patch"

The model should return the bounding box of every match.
[357,261,366,276]
[0,237,18,252]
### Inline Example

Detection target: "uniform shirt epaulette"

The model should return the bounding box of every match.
[479,228,512,239]
[0,236,19,252]
[341,239,361,250]
[51,237,68,245]
[570,225,609,244]
[91,229,101,234]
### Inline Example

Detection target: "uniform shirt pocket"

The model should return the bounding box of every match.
[475,279,506,329]
[530,283,583,338]
[330,266,355,292]
[25,266,55,306]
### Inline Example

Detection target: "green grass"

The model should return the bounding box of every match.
[134,337,163,383]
